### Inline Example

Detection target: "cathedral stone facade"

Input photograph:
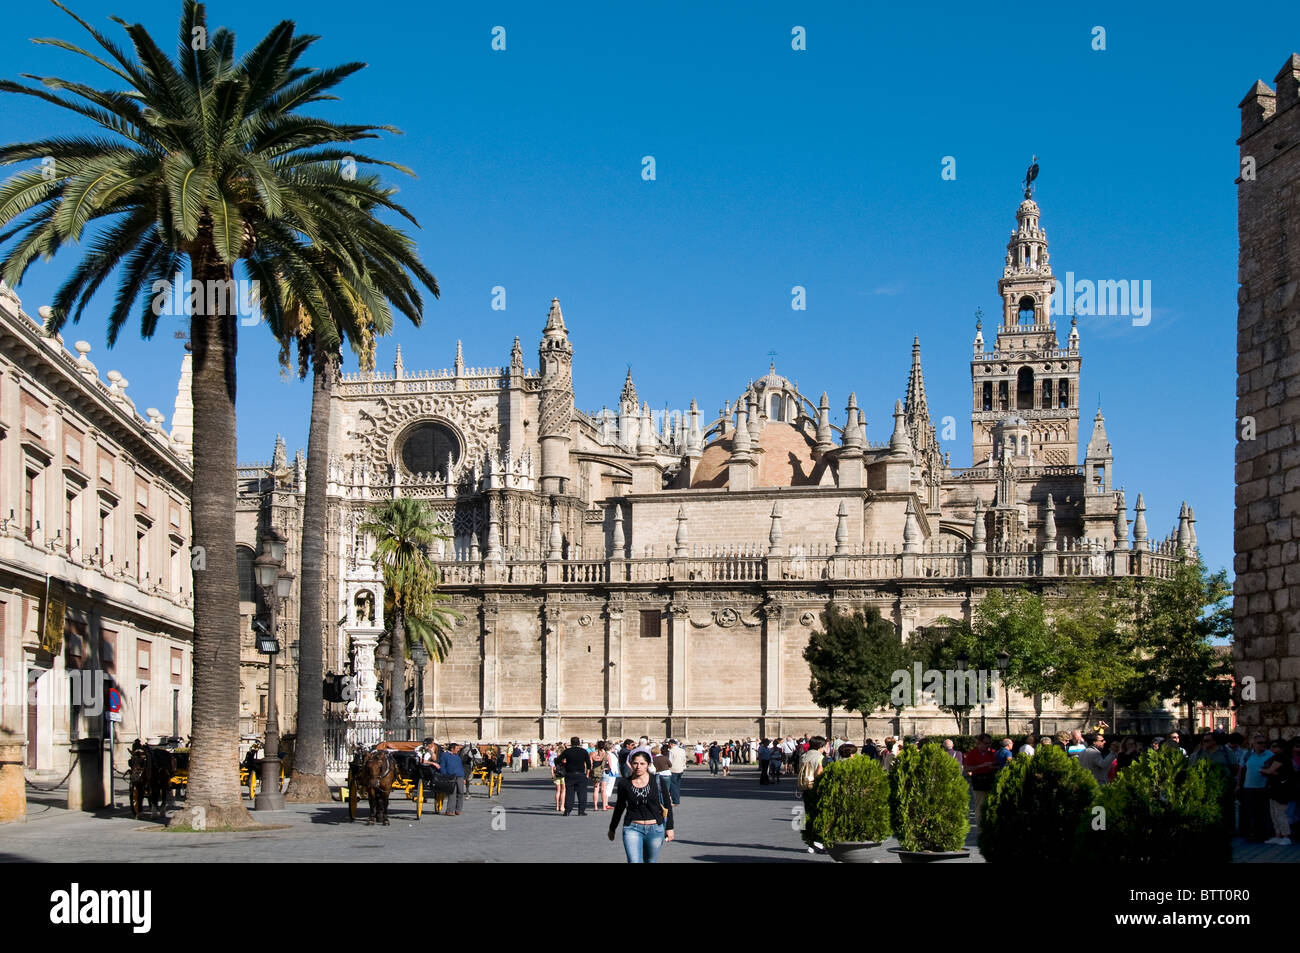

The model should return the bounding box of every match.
[242,190,1198,743]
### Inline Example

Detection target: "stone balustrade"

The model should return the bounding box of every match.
[434,539,1189,586]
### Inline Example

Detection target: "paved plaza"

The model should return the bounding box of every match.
[3,765,1295,863]
[3,765,964,863]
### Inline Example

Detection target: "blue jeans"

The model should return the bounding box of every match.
[670,772,683,804]
[658,773,672,803]
[622,822,666,863]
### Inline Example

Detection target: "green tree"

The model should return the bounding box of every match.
[1127,558,1233,735]
[804,605,904,742]
[889,742,970,853]
[0,2,434,827]
[979,745,1098,863]
[359,498,449,733]
[905,622,978,735]
[1051,578,1142,730]
[969,588,1063,736]
[1076,746,1231,864]
[269,231,437,801]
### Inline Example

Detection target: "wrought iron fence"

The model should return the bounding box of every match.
[324,714,427,773]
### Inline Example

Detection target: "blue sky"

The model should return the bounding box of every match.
[4,0,1296,578]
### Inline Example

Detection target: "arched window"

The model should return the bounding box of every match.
[997,381,1009,411]
[1042,379,1053,408]
[1021,435,1029,455]
[1016,367,1034,410]
[1017,296,1036,325]
[236,545,256,603]
[1058,379,1070,409]
[982,382,992,412]
[770,394,783,421]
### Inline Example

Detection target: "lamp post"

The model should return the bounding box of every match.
[410,640,428,740]
[956,652,969,736]
[253,527,293,811]
[997,650,1011,737]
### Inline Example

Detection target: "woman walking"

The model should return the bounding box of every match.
[608,751,675,863]
[591,740,611,811]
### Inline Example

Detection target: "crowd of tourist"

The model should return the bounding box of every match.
[488,726,1297,860]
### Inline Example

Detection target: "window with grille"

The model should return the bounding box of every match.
[639,609,661,638]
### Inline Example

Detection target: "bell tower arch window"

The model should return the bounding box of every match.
[982,382,992,412]
[1017,296,1036,325]
[1016,367,1035,411]
[1058,379,1070,409]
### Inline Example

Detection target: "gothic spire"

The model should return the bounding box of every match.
[543,296,567,337]
[904,336,940,460]
[904,335,929,421]
[620,367,637,409]
[1085,407,1112,459]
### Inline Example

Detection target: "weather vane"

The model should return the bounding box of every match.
[1022,155,1039,198]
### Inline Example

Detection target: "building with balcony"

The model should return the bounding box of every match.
[0,281,194,822]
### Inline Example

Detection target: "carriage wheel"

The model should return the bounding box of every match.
[347,769,358,821]
[415,779,424,820]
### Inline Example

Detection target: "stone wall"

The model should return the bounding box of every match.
[1236,54,1300,736]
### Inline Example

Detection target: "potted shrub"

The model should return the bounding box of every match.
[889,742,971,862]
[805,756,891,863]
[1074,746,1231,864]
[979,745,1098,863]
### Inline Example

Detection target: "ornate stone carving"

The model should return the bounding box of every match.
[800,610,817,627]
[578,613,593,627]
[354,394,500,472]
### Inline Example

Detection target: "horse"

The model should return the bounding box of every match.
[128,741,176,819]
[351,746,398,825]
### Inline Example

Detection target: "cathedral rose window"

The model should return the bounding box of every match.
[399,421,462,475]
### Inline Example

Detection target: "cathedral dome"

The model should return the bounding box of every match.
[691,421,825,488]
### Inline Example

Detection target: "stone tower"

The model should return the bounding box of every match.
[1236,54,1300,736]
[972,185,1082,467]
[538,297,574,496]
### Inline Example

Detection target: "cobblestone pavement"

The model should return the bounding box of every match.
[4,765,1294,862]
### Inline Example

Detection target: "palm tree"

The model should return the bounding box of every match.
[359,498,449,735]
[265,224,437,801]
[0,1,435,826]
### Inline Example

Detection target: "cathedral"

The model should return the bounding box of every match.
[237,188,1199,744]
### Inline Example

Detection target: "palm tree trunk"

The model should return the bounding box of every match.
[286,349,336,801]
[390,605,407,736]
[178,248,256,828]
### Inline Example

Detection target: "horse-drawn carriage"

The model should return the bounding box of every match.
[132,737,278,817]
[342,741,504,824]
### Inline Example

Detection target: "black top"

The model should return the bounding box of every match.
[609,776,675,832]
[557,745,591,776]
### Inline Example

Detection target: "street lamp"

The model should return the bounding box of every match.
[956,651,969,736]
[253,527,292,811]
[996,650,1011,737]
[410,640,428,739]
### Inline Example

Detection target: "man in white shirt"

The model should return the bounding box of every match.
[1017,737,1036,758]
[667,739,688,804]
